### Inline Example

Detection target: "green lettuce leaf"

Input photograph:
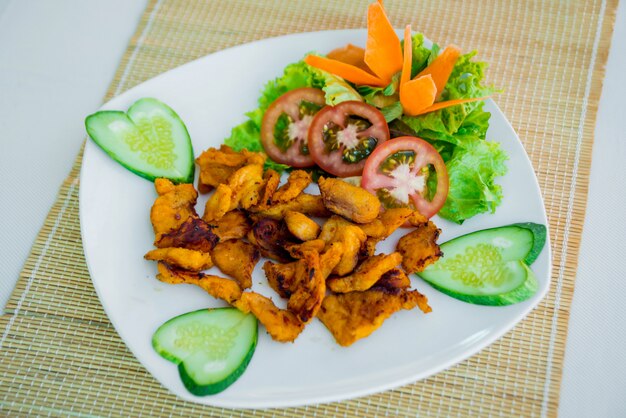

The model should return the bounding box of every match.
[437,138,508,223]
[321,71,363,105]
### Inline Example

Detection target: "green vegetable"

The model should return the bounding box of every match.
[418,223,546,305]
[225,60,325,172]
[320,71,363,105]
[85,98,194,183]
[438,137,508,223]
[152,308,258,396]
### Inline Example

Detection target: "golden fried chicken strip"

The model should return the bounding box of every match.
[287,250,325,323]
[249,193,330,220]
[272,170,312,203]
[211,239,260,289]
[144,248,213,271]
[155,217,219,252]
[234,292,305,343]
[374,268,411,290]
[202,184,232,222]
[156,262,242,304]
[195,145,265,192]
[284,211,320,241]
[212,210,251,241]
[396,221,443,273]
[319,216,367,276]
[318,177,380,224]
[228,164,264,210]
[263,260,297,298]
[285,239,326,259]
[319,242,344,279]
[318,287,431,347]
[256,169,281,210]
[150,178,198,241]
[327,252,402,293]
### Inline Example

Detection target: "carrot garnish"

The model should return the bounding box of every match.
[304,55,386,87]
[416,44,462,100]
[410,96,490,116]
[400,75,437,116]
[364,1,403,84]
[327,44,371,73]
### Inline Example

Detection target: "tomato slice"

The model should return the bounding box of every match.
[261,87,326,167]
[307,101,389,177]
[361,136,449,218]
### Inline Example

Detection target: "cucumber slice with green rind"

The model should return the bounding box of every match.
[417,223,546,306]
[152,308,258,396]
[85,98,194,183]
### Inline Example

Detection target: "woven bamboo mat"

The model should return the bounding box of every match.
[0,0,618,416]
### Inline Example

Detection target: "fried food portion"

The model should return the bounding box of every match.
[195,145,265,192]
[250,193,330,220]
[319,241,344,279]
[156,262,242,304]
[202,183,232,222]
[284,211,320,241]
[211,239,260,289]
[318,177,380,224]
[272,170,312,203]
[374,268,411,290]
[235,292,305,343]
[327,252,402,293]
[144,247,213,271]
[249,218,295,262]
[287,250,325,323]
[155,217,219,252]
[212,210,251,241]
[226,164,265,210]
[396,221,443,273]
[256,169,281,210]
[318,287,431,347]
[150,178,198,241]
[264,260,297,298]
[285,239,326,259]
[319,216,367,276]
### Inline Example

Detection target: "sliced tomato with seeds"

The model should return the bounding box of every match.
[261,88,326,167]
[308,101,389,177]
[361,136,449,218]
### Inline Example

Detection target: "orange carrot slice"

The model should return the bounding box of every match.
[304,55,386,87]
[410,96,490,116]
[400,25,412,88]
[416,44,462,100]
[400,75,437,116]
[364,1,403,84]
[327,44,372,73]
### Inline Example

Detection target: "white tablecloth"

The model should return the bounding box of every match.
[0,0,624,415]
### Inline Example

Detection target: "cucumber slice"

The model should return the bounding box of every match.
[152,308,258,396]
[418,223,546,306]
[85,98,194,183]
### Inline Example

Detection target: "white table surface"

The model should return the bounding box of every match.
[1,0,624,416]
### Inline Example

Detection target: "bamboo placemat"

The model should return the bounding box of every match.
[0,0,618,416]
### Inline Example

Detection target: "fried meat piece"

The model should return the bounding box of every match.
[234,292,305,343]
[287,250,325,323]
[202,183,232,222]
[318,177,380,224]
[327,252,402,293]
[155,217,219,252]
[285,239,326,259]
[271,170,312,203]
[227,164,264,210]
[195,145,265,192]
[150,178,198,241]
[263,260,297,298]
[144,248,213,271]
[211,239,260,289]
[284,211,320,241]
[319,216,367,276]
[318,287,431,347]
[396,221,443,273]
[249,194,330,220]
[249,218,296,262]
[374,268,411,290]
[156,262,242,304]
[256,169,281,210]
[212,210,251,241]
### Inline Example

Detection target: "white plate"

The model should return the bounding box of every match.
[80,30,551,409]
